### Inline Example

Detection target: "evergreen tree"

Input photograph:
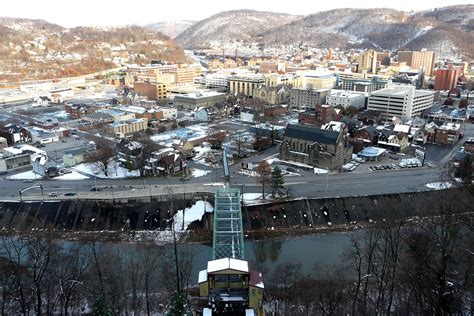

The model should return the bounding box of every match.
[271,166,285,198]
[92,298,112,316]
[166,291,190,315]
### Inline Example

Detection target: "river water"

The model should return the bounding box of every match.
[191,232,354,279]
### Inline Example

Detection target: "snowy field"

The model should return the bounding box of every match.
[73,160,140,179]
[7,171,43,180]
[173,200,214,231]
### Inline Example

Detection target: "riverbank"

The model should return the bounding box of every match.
[0,187,472,244]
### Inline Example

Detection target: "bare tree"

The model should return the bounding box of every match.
[86,139,115,177]
[255,160,272,198]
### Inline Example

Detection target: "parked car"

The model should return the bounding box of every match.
[90,187,102,192]
[64,192,76,196]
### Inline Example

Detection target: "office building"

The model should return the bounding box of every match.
[368,83,435,119]
[228,74,265,97]
[290,88,330,109]
[174,91,227,110]
[358,50,377,74]
[326,91,366,109]
[434,67,462,91]
[398,50,435,76]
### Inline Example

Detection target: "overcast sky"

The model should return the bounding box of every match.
[2,0,473,27]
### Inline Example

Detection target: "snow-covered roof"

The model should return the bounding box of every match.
[394,124,410,134]
[207,258,249,274]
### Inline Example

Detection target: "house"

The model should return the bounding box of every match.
[424,121,440,143]
[240,108,256,122]
[279,124,352,171]
[0,123,31,145]
[434,123,461,145]
[65,103,97,119]
[414,128,427,145]
[194,107,216,122]
[116,139,144,169]
[353,126,379,145]
[357,110,382,126]
[63,149,86,167]
[32,155,58,178]
[158,152,186,176]
[35,96,50,107]
[378,129,409,152]
[463,137,474,154]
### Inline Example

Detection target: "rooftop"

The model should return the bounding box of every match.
[284,124,340,144]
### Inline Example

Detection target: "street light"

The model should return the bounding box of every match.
[180,176,189,230]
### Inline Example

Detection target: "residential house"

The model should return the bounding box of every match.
[378,129,409,152]
[463,137,474,154]
[240,108,256,122]
[0,124,31,145]
[194,107,216,122]
[279,124,352,171]
[435,123,461,145]
[63,148,86,167]
[35,96,50,107]
[353,126,379,146]
[116,139,144,169]
[65,103,97,119]
[424,121,439,143]
[357,110,382,126]
[157,152,186,176]
[414,128,428,144]
[32,155,59,178]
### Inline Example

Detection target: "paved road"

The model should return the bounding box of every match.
[1,166,444,202]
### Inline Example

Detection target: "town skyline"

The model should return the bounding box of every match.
[2,0,473,27]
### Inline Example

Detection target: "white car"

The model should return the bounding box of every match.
[48,192,59,197]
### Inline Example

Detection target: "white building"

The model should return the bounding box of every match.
[326,90,366,109]
[367,83,435,119]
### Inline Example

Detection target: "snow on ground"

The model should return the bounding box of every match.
[425,182,454,190]
[191,168,210,178]
[314,167,329,174]
[173,200,214,231]
[73,160,140,179]
[54,171,89,180]
[269,158,313,170]
[7,171,43,180]
[241,193,273,205]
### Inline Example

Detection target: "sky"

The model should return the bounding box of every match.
[2,0,473,27]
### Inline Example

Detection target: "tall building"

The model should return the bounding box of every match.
[133,82,167,100]
[398,50,435,77]
[358,50,377,74]
[289,88,330,109]
[367,83,435,119]
[434,67,462,91]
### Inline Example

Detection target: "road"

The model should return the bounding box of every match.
[1,165,444,202]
